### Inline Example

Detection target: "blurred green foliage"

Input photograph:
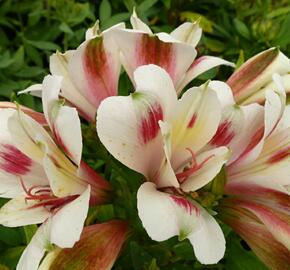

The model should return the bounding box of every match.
[1,0,289,269]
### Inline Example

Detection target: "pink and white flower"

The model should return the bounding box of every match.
[113,11,234,94]
[97,64,230,264]
[21,22,125,122]
[0,75,110,270]
[39,220,129,270]
[211,74,290,269]
[227,47,290,104]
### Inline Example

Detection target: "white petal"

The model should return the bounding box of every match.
[53,106,82,165]
[137,182,200,241]
[181,147,229,192]
[0,197,50,227]
[97,65,177,180]
[50,186,90,248]
[50,51,96,121]
[43,155,86,197]
[177,56,235,94]
[42,75,63,129]
[16,221,52,270]
[208,81,235,107]
[130,10,152,34]
[134,64,178,120]
[170,84,221,168]
[0,109,48,198]
[188,205,225,264]
[170,22,202,47]
[113,29,196,87]
[18,84,43,98]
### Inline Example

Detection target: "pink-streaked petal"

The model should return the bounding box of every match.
[137,182,199,242]
[97,65,178,180]
[50,51,96,122]
[78,161,111,204]
[134,64,178,121]
[16,220,52,270]
[275,105,290,133]
[50,186,90,248]
[228,127,290,189]
[209,105,244,149]
[0,102,46,125]
[228,103,264,166]
[233,199,290,250]
[40,220,129,270]
[97,94,165,181]
[42,75,82,165]
[8,109,56,164]
[233,80,286,167]
[68,27,122,110]
[188,204,226,264]
[137,182,225,264]
[170,84,221,168]
[0,109,48,198]
[241,74,290,105]
[114,28,196,87]
[227,48,290,103]
[177,56,235,94]
[53,106,82,166]
[0,197,50,227]
[220,199,290,270]
[181,146,229,192]
[170,22,202,48]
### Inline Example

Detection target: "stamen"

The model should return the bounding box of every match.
[18,177,78,212]
[176,148,215,183]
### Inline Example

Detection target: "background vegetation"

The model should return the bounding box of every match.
[0,0,289,269]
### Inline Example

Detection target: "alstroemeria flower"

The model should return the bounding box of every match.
[113,11,234,94]
[97,64,230,264]
[22,22,125,122]
[211,74,290,269]
[227,47,290,105]
[0,75,110,270]
[38,220,129,270]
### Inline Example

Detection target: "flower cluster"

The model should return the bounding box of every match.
[0,12,289,270]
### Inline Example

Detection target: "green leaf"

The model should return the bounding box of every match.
[102,12,130,30]
[26,40,60,51]
[236,49,245,68]
[0,264,9,270]
[273,13,290,48]
[8,46,25,72]
[226,232,269,270]
[130,241,156,270]
[138,0,158,13]
[59,22,73,35]
[15,66,45,78]
[233,18,251,40]
[99,0,112,23]
[180,12,213,33]
[203,37,226,52]
[22,225,38,244]
[0,226,23,246]
[25,44,43,66]
[0,246,25,269]
[0,51,14,69]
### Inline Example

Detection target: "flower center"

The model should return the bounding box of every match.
[175,148,214,183]
[19,177,78,212]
